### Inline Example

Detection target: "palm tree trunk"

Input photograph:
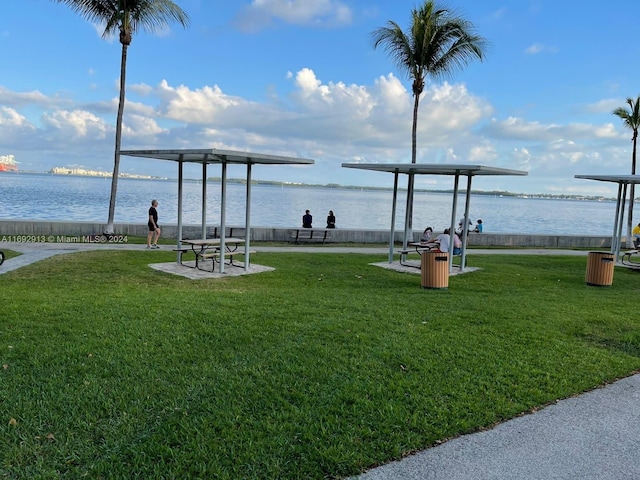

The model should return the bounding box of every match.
[402,94,421,251]
[105,43,128,234]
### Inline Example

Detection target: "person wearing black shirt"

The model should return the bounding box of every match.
[147,199,161,249]
[302,209,312,228]
[326,210,336,228]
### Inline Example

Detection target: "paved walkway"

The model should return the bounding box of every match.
[2,242,638,479]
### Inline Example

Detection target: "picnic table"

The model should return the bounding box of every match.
[181,238,252,272]
[398,242,438,268]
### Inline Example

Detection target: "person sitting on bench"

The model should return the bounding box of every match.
[452,231,462,255]
[420,226,433,243]
[433,229,451,253]
[633,222,640,248]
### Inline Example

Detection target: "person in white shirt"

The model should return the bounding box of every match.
[434,229,451,253]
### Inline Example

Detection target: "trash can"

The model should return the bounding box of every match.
[585,251,614,286]
[421,252,449,289]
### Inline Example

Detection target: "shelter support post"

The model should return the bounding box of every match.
[611,183,623,255]
[201,162,207,239]
[244,163,252,271]
[460,175,473,270]
[219,162,227,274]
[176,158,184,263]
[402,173,415,255]
[448,174,460,273]
[389,171,399,264]
[614,183,628,260]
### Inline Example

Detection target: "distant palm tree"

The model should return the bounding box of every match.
[52,0,189,233]
[371,0,486,244]
[613,95,640,247]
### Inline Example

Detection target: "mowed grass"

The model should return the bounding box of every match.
[2,251,640,479]
[0,249,20,261]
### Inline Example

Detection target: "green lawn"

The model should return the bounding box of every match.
[0,249,20,262]
[2,251,640,479]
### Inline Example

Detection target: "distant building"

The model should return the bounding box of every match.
[48,166,160,180]
[0,154,18,172]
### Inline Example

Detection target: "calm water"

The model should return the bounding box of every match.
[0,172,621,235]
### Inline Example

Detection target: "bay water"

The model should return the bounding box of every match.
[0,173,621,235]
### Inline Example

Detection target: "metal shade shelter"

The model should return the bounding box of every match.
[574,174,640,261]
[121,148,314,273]
[342,163,528,272]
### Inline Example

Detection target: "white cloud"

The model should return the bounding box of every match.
[121,114,166,139]
[234,0,352,32]
[0,107,36,146]
[0,106,29,127]
[0,86,66,108]
[1,70,637,194]
[469,142,498,163]
[524,43,558,55]
[483,117,618,142]
[491,7,507,20]
[41,109,111,140]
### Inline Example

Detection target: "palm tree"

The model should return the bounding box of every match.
[52,0,189,233]
[371,0,487,246]
[613,95,640,247]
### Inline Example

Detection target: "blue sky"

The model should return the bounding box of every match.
[1,0,639,195]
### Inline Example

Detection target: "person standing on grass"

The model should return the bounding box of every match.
[147,199,161,249]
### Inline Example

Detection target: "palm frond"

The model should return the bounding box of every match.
[51,0,189,38]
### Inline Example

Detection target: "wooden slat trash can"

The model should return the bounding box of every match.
[585,251,614,286]
[421,252,449,289]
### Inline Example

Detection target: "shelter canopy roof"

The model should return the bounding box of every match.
[574,174,640,185]
[341,163,528,177]
[120,148,314,166]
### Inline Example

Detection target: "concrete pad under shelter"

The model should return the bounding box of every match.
[371,260,480,276]
[149,260,275,280]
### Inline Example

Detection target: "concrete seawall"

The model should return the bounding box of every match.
[0,219,614,248]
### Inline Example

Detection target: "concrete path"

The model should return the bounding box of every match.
[0,243,590,276]
[2,241,638,480]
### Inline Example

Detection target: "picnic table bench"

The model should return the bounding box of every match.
[172,247,192,267]
[198,248,257,271]
[290,228,332,244]
[398,242,438,268]
[398,242,464,268]
[621,249,640,267]
[181,238,254,272]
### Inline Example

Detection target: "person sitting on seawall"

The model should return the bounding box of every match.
[326,210,336,229]
[633,222,640,248]
[433,229,451,253]
[473,219,483,233]
[458,217,472,234]
[302,209,313,228]
[420,226,433,243]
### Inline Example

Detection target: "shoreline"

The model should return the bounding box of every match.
[0,170,616,202]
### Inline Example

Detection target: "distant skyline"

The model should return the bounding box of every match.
[1,0,640,197]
